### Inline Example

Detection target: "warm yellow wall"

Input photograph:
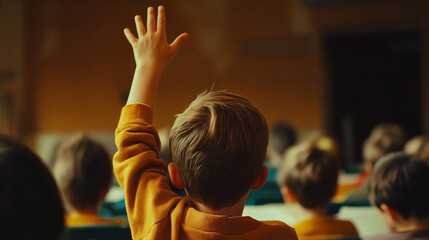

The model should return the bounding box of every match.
[23,0,429,142]
[24,0,322,137]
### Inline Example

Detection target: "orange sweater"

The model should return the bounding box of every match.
[113,104,298,240]
[294,216,359,240]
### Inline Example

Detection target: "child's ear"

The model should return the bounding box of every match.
[380,203,398,220]
[168,163,185,189]
[251,166,269,190]
[280,186,296,203]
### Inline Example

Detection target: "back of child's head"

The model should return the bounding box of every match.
[269,123,297,157]
[169,90,268,209]
[368,152,429,220]
[404,136,429,164]
[363,123,406,170]
[0,134,64,240]
[276,141,340,209]
[52,133,112,212]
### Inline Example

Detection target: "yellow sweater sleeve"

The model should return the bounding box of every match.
[113,104,182,239]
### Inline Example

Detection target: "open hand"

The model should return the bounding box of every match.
[124,6,189,70]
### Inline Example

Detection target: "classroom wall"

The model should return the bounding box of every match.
[0,0,23,137]
[20,0,429,154]
[308,0,429,133]
[23,0,323,153]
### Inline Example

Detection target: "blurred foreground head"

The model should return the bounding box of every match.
[0,134,64,240]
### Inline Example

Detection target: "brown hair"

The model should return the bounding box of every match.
[277,141,340,208]
[368,152,429,219]
[52,133,112,211]
[363,123,406,169]
[169,90,268,209]
[404,136,429,164]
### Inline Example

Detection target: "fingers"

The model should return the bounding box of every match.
[170,32,189,54]
[124,28,138,45]
[147,6,156,33]
[135,15,146,37]
[157,5,166,35]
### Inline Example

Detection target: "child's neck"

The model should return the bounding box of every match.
[392,216,429,233]
[190,192,249,217]
[296,204,328,221]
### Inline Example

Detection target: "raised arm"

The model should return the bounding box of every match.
[114,7,189,238]
[124,5,189,109]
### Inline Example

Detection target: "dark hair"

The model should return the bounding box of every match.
[0,134,64,240]
[277,142,340,208]
[52,134,112,211]
[363,123,406,168]
[169,91,268,209]
[368,152,429,219]
[269,123,297,156]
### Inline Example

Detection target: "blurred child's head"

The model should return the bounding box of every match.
[0,134,64,240]
[267,123,297,167]
[363,123,406,172]
[404,136,429,164]
[158,127,173,166]
[169,91,269,210]
[52,133,112,213]
[368,152,429,231]
[277,141,340,209]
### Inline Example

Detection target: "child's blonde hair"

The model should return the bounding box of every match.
[404,136,429,164]
[169,90,268,209]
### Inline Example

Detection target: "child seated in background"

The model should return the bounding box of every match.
[277,141,359,240]
[0,134,64,240]
[51,133,127,226]
[404,136,429,164]
[366,153,429,240]
[113,6,298,239]
[345,123,406,204]
[267,122,297,168]
[246,123,297,205]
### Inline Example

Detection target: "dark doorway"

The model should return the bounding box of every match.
[323,32,422,168]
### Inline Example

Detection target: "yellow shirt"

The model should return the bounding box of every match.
[114,104,298,240]
[294,216,359,240]
[66,212,127,227]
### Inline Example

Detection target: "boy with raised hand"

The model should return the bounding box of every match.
[114,5,298,240]
[366,153,429,240]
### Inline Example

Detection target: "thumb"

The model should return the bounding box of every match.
[170,32,189,55]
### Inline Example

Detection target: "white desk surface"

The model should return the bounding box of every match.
[243,203,389,238]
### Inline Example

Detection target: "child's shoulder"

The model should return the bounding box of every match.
[258,221,298,239]
[294,216,358,237]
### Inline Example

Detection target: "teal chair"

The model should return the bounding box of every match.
[61,225,131,240]
[246,181,283,205]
